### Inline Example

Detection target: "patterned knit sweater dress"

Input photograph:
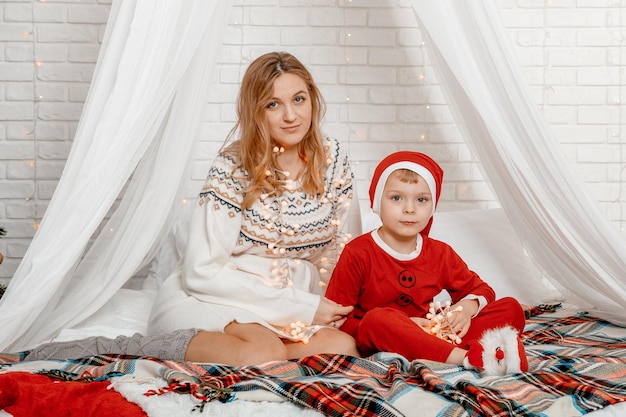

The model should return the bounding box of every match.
[148,137,360,340]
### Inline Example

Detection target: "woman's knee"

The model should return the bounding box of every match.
[312,328,360,357]
[330,329,360,356]
[238,338,289,365]
[226,323,289,365]
[185,325,289,366]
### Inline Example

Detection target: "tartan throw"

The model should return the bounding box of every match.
[2,305,626,417]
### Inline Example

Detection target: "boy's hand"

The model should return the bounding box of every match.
[313,297,353,328]
[448,299,479,338]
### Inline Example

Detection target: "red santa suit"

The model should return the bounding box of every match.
[325,151,526,364]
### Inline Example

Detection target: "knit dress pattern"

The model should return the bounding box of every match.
[148,137,359,340]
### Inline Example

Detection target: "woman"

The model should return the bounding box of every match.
[26,52,362,366]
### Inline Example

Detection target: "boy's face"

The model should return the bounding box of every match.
[378,171,434,246]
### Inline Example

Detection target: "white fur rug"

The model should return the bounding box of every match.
[110,375,324,417]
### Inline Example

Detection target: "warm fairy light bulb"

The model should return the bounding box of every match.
[34,61,43,67]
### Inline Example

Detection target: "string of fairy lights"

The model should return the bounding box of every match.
[27,0,43,233]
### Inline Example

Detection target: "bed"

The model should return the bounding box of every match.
[2,208,626,417]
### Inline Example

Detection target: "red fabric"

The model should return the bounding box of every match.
[352,297,525,362]
[327,232,497,337]
[466,340,485,368]
[0,372,147,417]
[368,151,444,236]
[466,326,529,373]
[325,232,528,362]
[517,337,529,372]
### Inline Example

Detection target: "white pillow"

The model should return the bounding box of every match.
[152,205,563,306]
[56,288,157,342]
[362,208,563,306]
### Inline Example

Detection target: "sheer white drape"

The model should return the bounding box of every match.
[0,0,232,351]
[2,0,624,352]
[409,0,626,324]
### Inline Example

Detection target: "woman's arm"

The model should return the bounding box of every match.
[181,158,321,327]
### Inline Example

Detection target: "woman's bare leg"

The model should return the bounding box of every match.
[284,328,360,359]
[184,322,288,366]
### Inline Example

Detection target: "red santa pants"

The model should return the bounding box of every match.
[355,296,526,363]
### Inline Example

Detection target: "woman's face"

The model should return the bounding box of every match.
[264,73,312,151]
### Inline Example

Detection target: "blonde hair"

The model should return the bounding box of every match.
[222,52,327,209]
[391,168,421,184]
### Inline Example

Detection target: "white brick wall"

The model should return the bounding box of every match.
[0,0,624,283]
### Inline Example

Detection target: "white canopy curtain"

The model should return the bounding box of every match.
[1,0,625,352]
[0,0,232,351]
[409,0,626,323]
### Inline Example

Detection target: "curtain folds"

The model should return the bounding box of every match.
[409,0,626,324]
[1,0,624,352]
[0,0,232,351]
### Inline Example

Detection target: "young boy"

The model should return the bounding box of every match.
[325,151,528,375]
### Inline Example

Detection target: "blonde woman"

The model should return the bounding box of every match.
[26,52,361,366]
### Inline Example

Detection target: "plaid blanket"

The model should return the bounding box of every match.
[2,305,626,417]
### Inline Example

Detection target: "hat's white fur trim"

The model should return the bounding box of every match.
[371,161,437,214]
[479,326,522,376]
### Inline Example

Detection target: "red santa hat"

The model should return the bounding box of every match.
[368,151,444,236]
[464,326,529,376]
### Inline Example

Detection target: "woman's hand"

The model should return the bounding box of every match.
[312,297,353,328]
